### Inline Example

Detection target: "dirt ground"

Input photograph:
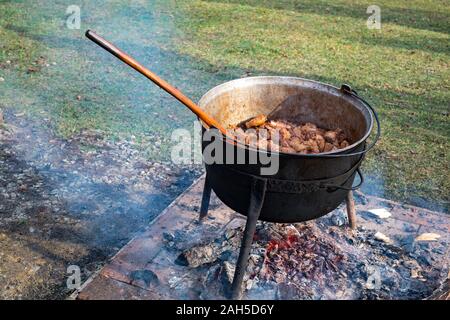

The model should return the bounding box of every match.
[0,111,201,299]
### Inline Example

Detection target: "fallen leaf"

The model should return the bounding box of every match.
[368,208,392,219]
[27,66,39,73]
[415,233,441,242]
[374,231,392,243]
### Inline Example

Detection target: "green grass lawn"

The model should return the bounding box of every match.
[0,0,224,159]
[171,0,450,211]
[0,0,448,211]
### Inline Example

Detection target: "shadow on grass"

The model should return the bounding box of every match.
[205,0,450,34]
[354,33,449,55]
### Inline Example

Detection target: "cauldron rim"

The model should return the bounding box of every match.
[198,76,374,158]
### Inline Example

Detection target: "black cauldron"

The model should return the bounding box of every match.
[198,76,379,223]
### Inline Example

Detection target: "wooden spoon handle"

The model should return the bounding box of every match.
[85,30,227,135]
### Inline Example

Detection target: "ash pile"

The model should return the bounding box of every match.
[167,212,447,300]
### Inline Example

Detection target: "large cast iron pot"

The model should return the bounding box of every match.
[198,76,379,223]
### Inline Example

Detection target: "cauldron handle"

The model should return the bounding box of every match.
[306,84,381,158]
[337,84,381,157]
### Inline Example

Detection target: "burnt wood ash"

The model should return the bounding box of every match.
[175,217,446,300]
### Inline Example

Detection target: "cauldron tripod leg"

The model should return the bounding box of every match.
[199,175,212,222]
[346,191,357,229]
[230,177,267,300]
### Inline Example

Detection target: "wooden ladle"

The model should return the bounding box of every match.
[85,30,227,135]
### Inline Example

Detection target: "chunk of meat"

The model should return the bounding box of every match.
[316,134,325,152]
[305,139,320,153]
[292,126,303,139]
[289,137,307,153]
[301,123,318,140]
[324,142,335,152]
[340,140,349,148]
[279,127,291,141]
[324,131,338,144]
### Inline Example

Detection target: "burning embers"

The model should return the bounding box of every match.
[171,214,445,300]
[256,224,346,286]
[176,222,349,299]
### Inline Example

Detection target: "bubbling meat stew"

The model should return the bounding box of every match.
[229,114,351,154]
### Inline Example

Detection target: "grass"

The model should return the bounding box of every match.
[0,0,215,160]
[0,0,448,211]
[170,0,450,210]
